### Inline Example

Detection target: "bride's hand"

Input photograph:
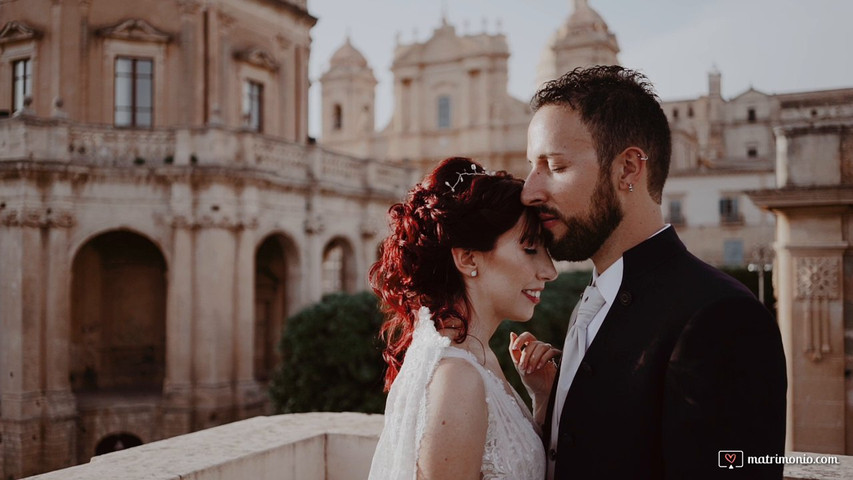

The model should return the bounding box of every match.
[509,331,559,399]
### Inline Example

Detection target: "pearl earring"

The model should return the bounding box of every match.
[628,183,634,193]
[471,270,478,278]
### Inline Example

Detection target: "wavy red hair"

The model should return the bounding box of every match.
[369,157,542,391]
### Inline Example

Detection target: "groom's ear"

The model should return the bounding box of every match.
[615,146,647,193]
[450,247,478,277]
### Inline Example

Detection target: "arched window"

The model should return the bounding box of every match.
[95,433,143,456]
[254,234,297,382]
[71,231,167,393]
[322,238,355,294]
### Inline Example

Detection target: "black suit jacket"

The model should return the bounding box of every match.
[545,227,787,479]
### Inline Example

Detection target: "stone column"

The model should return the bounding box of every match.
[749,121,853,455]
[162,214,194,438]
[192,220,237,430]
[778,210,848,454]
[43,210,77,472]
[233,195,264,418]
[0,211,47,478]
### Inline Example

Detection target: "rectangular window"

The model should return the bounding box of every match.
[747,146,758,158]
[12,58,32,113]
[243,80,263,132]
[723,239,744,266]
[114,57,153,127]
[667,199,685,225]
[747,107,756,123]
[719,197,741,224]
[437,95,451,129]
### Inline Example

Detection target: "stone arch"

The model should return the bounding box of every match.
[321,236,356,295]
[94,432,143,456]
[70,230,167,392]
[254,232,300,382]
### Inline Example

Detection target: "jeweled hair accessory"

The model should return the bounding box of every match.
[444,164,493,193]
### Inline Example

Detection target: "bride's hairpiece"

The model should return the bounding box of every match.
[444,164,493,193]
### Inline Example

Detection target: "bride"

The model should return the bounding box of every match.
[368,157,559,479]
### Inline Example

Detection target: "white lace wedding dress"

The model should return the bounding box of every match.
[368,307,546,480]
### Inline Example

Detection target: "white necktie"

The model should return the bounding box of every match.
[547,284,606,479]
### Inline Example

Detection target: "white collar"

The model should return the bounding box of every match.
[592,258,623,307]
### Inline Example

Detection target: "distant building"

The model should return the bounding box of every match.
[0,0,411,477]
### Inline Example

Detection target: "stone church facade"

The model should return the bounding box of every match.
[0,0,412,477]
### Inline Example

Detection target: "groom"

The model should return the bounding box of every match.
[519,66,786,479]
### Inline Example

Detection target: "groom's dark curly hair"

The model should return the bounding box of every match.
[531,65,672,204]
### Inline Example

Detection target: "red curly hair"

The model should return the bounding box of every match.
[369,157,542,391]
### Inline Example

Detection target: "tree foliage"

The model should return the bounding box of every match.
[269,291,387,414]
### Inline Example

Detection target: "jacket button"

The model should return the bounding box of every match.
[549,448,557,460]
[618,291,633,306]
[580,361,593,375]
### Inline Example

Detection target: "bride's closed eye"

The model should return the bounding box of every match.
[523,246,538,255]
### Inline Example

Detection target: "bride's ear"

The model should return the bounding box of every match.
[450,247,478,278]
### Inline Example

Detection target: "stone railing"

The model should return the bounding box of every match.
[0,117,414,197]
[20,411,853,480]
[25,413,384,480]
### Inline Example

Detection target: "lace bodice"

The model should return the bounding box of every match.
[368,307,545,480]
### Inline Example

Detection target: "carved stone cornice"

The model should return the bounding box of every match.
[1,208,75,228]
[747,186,853,211]
[233,47,279,72]
[96,19,172,44]
[159,213,259,231]
[0,21,44,46]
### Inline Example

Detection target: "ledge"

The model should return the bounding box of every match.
[25,412,384,480]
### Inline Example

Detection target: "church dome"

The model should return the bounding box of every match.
[329,37,369,68]
[566,0,609,31]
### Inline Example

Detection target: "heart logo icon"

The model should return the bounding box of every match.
[725,453,737,464]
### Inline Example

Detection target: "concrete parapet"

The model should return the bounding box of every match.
[25,412,384,480]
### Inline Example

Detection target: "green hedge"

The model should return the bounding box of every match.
[269,291,387,414]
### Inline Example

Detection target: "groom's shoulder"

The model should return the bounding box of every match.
[669,247,755,299]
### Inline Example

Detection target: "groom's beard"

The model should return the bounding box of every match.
[543,175,623,262]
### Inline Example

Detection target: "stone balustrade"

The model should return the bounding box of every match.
[0,116,415,197]
[24,413,384,480]
[19,412,853,480]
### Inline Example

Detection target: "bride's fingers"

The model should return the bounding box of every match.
[536,348,561,371]
[520,342,551,374]
[511,331,539,351]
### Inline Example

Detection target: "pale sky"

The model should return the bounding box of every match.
[306,0,853,138]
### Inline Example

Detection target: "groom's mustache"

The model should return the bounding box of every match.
[535,205,566,223]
